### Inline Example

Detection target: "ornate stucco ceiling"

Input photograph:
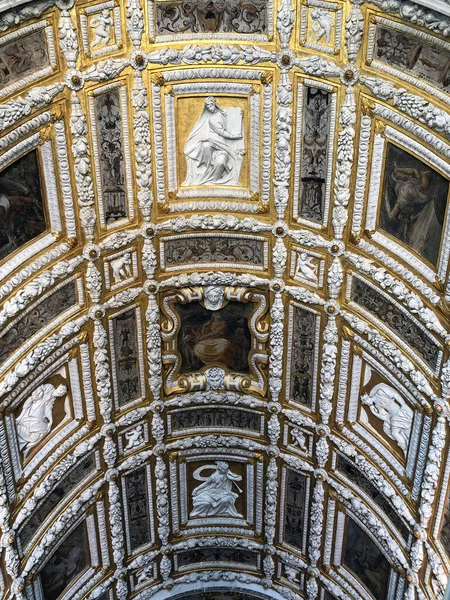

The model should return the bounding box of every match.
[1,0,450,599]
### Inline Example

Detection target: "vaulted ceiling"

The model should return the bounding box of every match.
[0,0,450,599]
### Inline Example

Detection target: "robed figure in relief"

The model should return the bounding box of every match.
[183,97,245,187]
[16,383,67,457]
[190,461,243,518]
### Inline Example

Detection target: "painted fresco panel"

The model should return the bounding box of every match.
[343,517,390,600]
[299,87,331,223]
[112,309,141,405]
[0,281,77,364]
[352,277,439,369]
[177,548,258,567]
[0,29,49,87]
[95,90,127,223]
[20,454,95,547]
[375,26,450,92]
[39,521,88,600]
[155,0,267,35]
[0,150,47,261]
[171,407,260,431]
[125,468,151,550]
[176,301,252,373]
[290,306,316,406]
[284,469,307,550]
[163,235,265,268]
[380,143,448,267]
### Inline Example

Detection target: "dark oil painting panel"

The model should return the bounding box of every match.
[380,143,449,267]
[39,521,88,600]
[0,150,47,261]
[375,26,450,92]
[163,235,265,268]
[112,309,141,406]
[125,467,151,550]
[343,517,390,600]
[0,29,49,87]
[284,468,307,550]
[95,90,127,223]
[176,301,252,374]
[290,306,317,407]
[299,87,331,223]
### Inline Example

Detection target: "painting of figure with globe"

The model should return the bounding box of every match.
[177,301,252,373]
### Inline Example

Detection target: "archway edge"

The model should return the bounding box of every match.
[143,580,288,600]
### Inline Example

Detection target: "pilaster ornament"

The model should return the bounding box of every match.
[264,456,278,547]
[345,0,364,63]
[126,0,144,47]
[86,262,103,304]
[158,214,271,233]
[146,45,275,66]
[319,316,338,425]
[70,93,96,241]
[361,76,450,139]
[132,72,153,221]
[269,289,284,402]
[0,464,23,600]
[93,318,113,424]
[107,476,127,598]
[155,454,170,547]
[332,84,356,239]
[273,71,293,219]
[0,82,64,132]
[419,414,446,528]
[84,59,130,83]
[58,8,78,68]
[309,476,325,570]
[277,0,294,49]
[146,291,162,401]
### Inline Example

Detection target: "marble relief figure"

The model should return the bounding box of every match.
[381,143,448,266]
[16,383,68,457]
[361,383,413,456]
[190,461,243,518]
[183,97,245,187]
